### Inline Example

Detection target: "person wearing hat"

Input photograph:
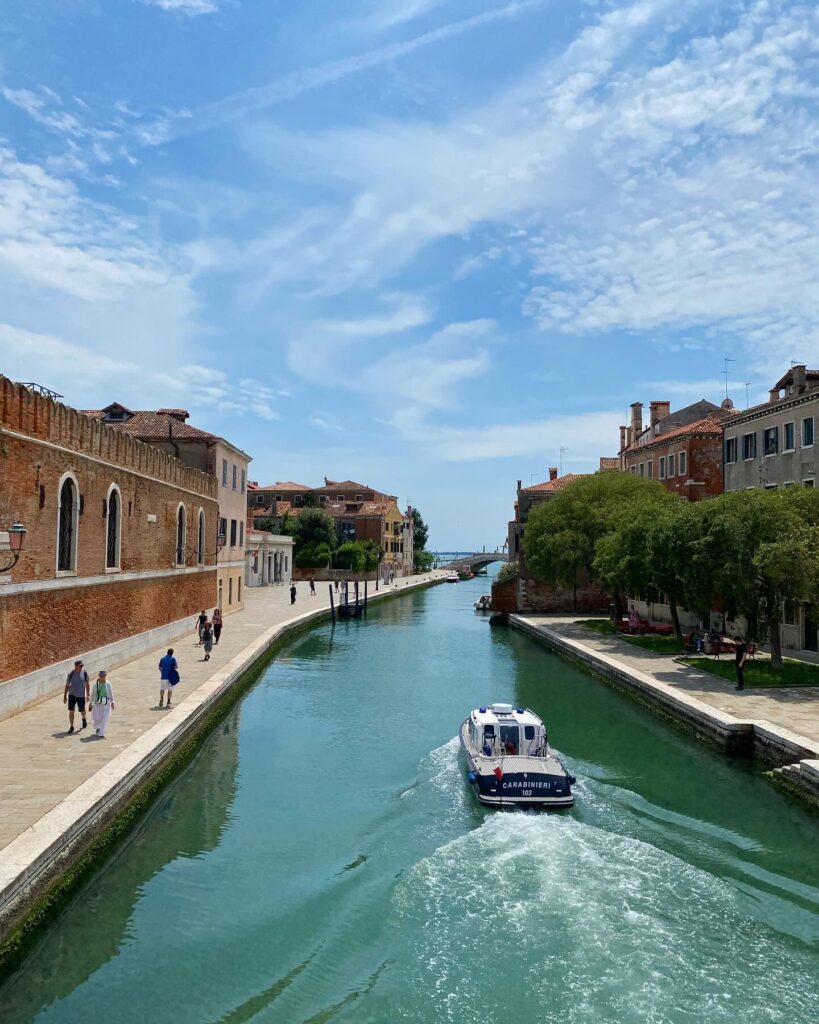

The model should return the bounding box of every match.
[90,670,115,738]
[63,659,90,733]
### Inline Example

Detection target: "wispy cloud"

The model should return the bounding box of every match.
[141,0,220,15]
[139,0,544,143]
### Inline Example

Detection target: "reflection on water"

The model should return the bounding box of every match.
[3,574,818,1024]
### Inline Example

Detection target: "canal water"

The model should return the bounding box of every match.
[4,576,819,1023]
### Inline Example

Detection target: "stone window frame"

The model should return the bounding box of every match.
[783,421,796,453]
[56,470,81,577]
[668,452,676,477]
[725,437,737,464]
[678,450,687,476]
[105,482,122,572]
[803,478,815,489]
[763,426,779,457]
[658,456,666,480]
[197,507,206,565]
[742,432,756,460]
[802,416,814,449]
[646,460,653,478]
[175,503,187,567]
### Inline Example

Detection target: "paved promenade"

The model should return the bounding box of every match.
[0,574,444,854]
[518,616,819,748]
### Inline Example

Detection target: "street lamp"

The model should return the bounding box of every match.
[0,522,27,572]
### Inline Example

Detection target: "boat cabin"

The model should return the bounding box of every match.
[468,704,547,757]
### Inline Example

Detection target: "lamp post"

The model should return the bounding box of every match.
[0,522,27,572]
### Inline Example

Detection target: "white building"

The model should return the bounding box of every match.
[245,530,293,588]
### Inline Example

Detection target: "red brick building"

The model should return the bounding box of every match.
[618,398,731,500]
[0,377,218,718]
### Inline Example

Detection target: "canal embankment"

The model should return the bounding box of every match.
[510,615,819,808]
[0,572,448,963]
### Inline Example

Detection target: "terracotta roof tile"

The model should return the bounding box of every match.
[83,409,219,443]
[634,415,724,450]
[521,473,586,494]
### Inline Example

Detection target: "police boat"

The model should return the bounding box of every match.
[460,704,575,808]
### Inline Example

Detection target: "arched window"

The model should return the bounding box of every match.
[106,486,121,569]
[57,475,79,572]
[176,505,187,566]
[197,509,205,565]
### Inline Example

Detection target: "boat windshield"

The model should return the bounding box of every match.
[499,723,519,755]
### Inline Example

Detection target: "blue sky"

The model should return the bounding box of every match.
[0,0,816,550]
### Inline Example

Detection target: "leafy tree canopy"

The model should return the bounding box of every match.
[292,508,337,553]
[294,542,332,569]
[412,508,429,553]
[414,549,434,572]
[334,540,380,573]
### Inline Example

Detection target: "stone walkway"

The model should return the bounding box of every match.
[0,575,445,853]
[524,616,819,745]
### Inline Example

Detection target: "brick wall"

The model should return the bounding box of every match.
[0,377,221,685]
[493,570,607,614]
[0,571,215,684]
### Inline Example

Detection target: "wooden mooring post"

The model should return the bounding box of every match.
[329,584,336,624]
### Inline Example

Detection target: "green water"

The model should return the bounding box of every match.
[4,578,819,1023]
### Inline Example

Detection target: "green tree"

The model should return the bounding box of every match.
[412,508,429,552]
[524,472,671,616]
[414,549,434,572]
[292,508,336,552]
[295,542,332,569]
[333,540,380,573]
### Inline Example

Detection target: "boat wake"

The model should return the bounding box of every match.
[391,812,819,1023]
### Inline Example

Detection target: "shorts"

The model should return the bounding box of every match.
[67,694,86,712]
[160,678,175,692]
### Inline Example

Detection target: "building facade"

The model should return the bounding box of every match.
[618,398,729,500]
[723,365,819,493]
[0,378,218,717]
[247,477,414,578]
[245,530,293,588]
[87,404,251,615]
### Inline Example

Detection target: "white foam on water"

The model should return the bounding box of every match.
[392,813,819,1024]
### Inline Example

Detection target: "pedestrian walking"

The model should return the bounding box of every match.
[63,659,90,733]
[212,607,223,645]
[735,639,748,691]
[290,583,297,605]
[202,621,214,661]
[195,609,207,645]
[309,579,316,596]
[158,648,179,708]
[334,579,339,593]
[90,670,115,738]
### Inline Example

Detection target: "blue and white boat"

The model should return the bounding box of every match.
[460,703,575,808]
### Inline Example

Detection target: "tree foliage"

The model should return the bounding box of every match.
[524,472,819,663]
[412,508,429,552]
[294,542,332,569]
[414,548,434,572]
[292,508,337,552]
[333,540,380,572]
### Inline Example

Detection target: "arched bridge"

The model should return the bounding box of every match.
[438,551,508,573]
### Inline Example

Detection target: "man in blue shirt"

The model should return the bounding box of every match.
[158,648,178,709]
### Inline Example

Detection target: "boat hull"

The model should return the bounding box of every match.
[459,719,574,809]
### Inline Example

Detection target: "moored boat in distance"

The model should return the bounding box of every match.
[460,703,575,808]
[474,594,491,612]
[445,572,459,582]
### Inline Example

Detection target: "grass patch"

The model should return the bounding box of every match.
[685,657,819,688]
[577,619,684,655]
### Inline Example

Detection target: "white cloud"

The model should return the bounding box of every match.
[142,0,219,14]
[398,410,622,462]
[363,0,450,31]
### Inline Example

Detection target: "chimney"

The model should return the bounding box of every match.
[516,479,522,493]
[792,364,807,393]
[549,467,558,481]
[619,425,627,451]
[630,402,643,436]
[650,400,671,426]
[769,387,780,404]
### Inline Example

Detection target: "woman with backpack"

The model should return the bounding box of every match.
[90,670,115,738]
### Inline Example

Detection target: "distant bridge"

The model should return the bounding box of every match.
[437,551,508,573]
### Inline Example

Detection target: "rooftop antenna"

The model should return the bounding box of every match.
[723,357,735,399]
[559,446,569,476]
[744,382,751,409]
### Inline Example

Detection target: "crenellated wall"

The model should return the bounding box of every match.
[0,377,217,501]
